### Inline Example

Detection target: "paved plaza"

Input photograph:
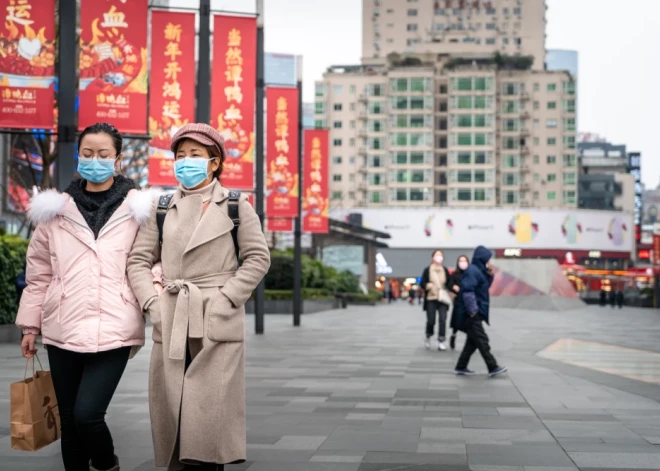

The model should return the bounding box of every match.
[2,302,660,470]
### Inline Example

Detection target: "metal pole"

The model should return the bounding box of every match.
[254,0,266,334]
[293,56,303,327]
[56,0,77,190]
[196,0,211,123]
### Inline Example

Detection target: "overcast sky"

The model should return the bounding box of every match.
[173,0,659,187]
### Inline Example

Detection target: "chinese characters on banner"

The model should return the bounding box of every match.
[302,130,329,233]
[653,224,660,270]
[266,86,299,218]
[0,0,56,129]
[147,11,196,187]
[78,0,149,133]
[267,218,293,233]
[211,15,256,190]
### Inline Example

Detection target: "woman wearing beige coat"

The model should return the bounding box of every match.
[127,123,270,470]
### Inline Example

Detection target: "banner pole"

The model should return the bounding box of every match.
[56,0,78,190]
[293,57,303,327]
[254,0,266,334]
[196,0,211,123]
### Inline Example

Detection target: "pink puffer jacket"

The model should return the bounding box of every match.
[16,188,155,353]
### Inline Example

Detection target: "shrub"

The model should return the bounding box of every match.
[0,235,29,324]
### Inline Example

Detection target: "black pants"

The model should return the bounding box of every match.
[455,316,498,372]
[426,300,449,341]
[47,345,130,471]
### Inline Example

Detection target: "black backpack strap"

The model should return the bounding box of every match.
[227,190,241,261]
[156,193,174,246]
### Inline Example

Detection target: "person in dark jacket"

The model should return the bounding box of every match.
[454,246,507,377]
[15,264,27,303]
[448,255,470,350]
[609,290,616,308]
[421,250,452,351]
[599,289,607,307]
[616,290,624,309]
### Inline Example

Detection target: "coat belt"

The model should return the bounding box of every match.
[163,272,235,360]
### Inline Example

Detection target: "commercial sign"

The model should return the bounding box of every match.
[0,0,56,129]
[330,207,635,253]
[78,0,149,133]
[211,15,256,190]
[266,86,299,218]
[267,218,293,233]
[147,11,196,187]
[302,129,329,233]
[628,152,642,243]
[653,223,660,268]
[265,52,297,86]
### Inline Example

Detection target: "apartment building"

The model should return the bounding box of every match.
[315,0,577,209]
[362,0,546,70]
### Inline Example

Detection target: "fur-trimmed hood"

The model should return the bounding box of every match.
[28,188,156,226]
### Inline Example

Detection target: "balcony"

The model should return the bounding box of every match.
[358,93,368,103]
[520,91,530,101]
[358,182,367,191]
[520,127,530,137]
[520,146,530,155]
[520,111,530,120]
[358,147,367,156]
[520,182,531,191]
[520,163,532,173]
[358,128,368,139]
[358,111,367,121]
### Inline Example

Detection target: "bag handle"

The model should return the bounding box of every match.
[23,354,44,380]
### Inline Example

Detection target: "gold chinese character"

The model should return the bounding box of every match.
[224,85,243,103]
[224,104,243,121]
[163,81,182,100]
[125,54,138,63]
[165,42,182,61]
[227,28,241,47]
[12,89,21,98]
[6,0,33,26]
[162,101,181,119]
[225,65,243,83]
[164,62,182,80]
[164,23,182,42]
[310,171,322,182]
[276,97,287,111]
[225,47,243,66]
[312,138,321,148]
[2,89,10,98]
[275,140,289,154]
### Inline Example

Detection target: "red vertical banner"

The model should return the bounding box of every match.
[211,15,256,190]
[302,130,329,233]
[267,218,293,233]
[78,0,149,133]
[147,11,196,187]
[0,0,56,129]
[266,86,299,218]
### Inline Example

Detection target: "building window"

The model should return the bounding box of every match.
[407,23,418,31]
[457,170,472,183]
[349,156,355,165]
[534,83,539,92]
[332,156,342,164]
[349,174,355,182]
[502,38,509,45]
[315,82,327,98]
[457,189,472,201]
[533,155,540,164]
[547,155,556,164]
[503,137,519,149]
[407,9,418,16]
[333,139,342,147]
[563,190,577,204]
[533,101,540,110]
[333,121,342,129]
[534,191,539,201]
[547,83,557,92]
[474,151,487,164]
[314,119,326,129]
[563,118,576,131]
[547,174,557,182]
[503,154,518,168]
[349,85,356,94]
[546,119,558,128]
[349,138,356,147]
[315,102,326,114]
[350,120,356,129]
[563,135,576,149]
[534,173,540,182]
[333,174,342,182]
[474,189,486,201]
[504,191,517,204]
[369,191,383,204]
[547,191,557,201]
[486,22,496,30]
[547,137,557,146]
[547,101,557,110]
[514,7,522,15]
[350,103,356,111]
[458,133,472,146]
[457,152,471,164]
[331,191,342,200]
[563,172,576,185]
[533,137,540,146]
[333,103,342,111]
[563,81,576,95]
[564,99,576,113]
[563,154,576,167]
[333,85,343,95]
[486,38,496,45]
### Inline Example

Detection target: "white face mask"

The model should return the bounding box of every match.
[458,261,469,270]
[433,256,444,265]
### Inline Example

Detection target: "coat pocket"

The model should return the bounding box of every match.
[41,279,62,322]
[207,290,245,342]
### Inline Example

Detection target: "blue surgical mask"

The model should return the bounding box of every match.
[174,157,212,189]
[77,157,116,183]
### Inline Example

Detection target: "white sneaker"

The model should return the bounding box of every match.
[424,338,431,350]
[438,342,447,351]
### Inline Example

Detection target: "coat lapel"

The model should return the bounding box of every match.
[182,183,233,255]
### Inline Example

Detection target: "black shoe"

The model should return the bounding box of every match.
[449,335,456,350]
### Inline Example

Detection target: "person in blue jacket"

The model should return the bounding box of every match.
[454,246,508,377]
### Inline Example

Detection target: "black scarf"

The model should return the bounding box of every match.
[65,175,136,239]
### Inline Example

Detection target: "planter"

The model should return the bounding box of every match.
[0,324,21,343]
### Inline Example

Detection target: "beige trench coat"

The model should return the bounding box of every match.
[127,183,270,470]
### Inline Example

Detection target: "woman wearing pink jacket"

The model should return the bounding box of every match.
[16,122,153,471]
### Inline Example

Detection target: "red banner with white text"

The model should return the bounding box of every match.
[147,11,196,187]
[302,129,329,233]
[0,0,56,129]
[211,15,256,190]
[266,86,299,218]
[78,0,149,133]
[267,218,293,233]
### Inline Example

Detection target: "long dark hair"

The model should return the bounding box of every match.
[455,255,470,273]
[78,122,123,155]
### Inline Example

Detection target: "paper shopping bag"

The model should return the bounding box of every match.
[10,355,61,451]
